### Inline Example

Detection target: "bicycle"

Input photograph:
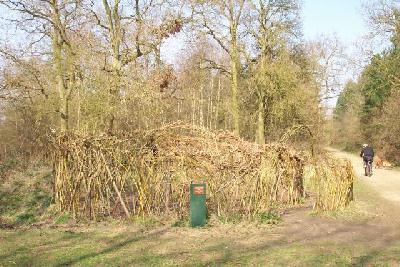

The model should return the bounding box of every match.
[364,158,373,177]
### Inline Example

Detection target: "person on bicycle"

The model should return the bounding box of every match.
[360,144,374,168]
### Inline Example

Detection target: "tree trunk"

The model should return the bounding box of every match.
[52,31,69,132]
[103,0,123,134]
[108,55,122,133]
[51,0,75,133]
[215,75,221,130]
[199,85,204,127]
[256,94,265,144]
[208,76,214,129]
[230,24,240,135]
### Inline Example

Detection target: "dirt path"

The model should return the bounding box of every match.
[329,148,400,205]
[248,148,400,264]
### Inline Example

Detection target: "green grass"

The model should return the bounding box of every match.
[54,213,73,224]
[0,164,53,226]
[0,157,20,177]
[171,218,189,227]
[0,227,399,266]
[0,228,169,267]
[256,211,282,224]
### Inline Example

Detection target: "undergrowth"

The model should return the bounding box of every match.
[0,159,53,227]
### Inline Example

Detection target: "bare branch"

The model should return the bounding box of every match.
[200,58,231,75]
[202,19,230,54]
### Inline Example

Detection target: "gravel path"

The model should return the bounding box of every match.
[329,148,400,205]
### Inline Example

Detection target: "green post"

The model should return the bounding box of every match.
[190,182,207,227]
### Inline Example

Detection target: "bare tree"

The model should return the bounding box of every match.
[306,35,347,103]
[248,0,300,144]
[364,0,400,38]
[89,0,183,133]
[0,0,83,132]
[193,0,247,135]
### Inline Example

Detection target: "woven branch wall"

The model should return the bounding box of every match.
[54,125,305,219]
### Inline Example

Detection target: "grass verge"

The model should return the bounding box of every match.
[0,226,399,266]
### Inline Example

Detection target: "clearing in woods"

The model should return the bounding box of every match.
[1,149,400,266]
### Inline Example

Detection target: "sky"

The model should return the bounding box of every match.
[163,0,370,66]
[302,0,370,108]
[302,0,368,45]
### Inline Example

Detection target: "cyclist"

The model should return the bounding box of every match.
[360,144,374,174]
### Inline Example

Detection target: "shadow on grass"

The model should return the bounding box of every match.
[55,228,169,266]
[158,221,400,266]
[0,230,90,262]
[2,215,400,266]
[350,247,400,267]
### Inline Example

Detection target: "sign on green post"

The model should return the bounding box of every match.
[190,182,207,227]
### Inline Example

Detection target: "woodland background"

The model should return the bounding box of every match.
[0,0,398,164]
